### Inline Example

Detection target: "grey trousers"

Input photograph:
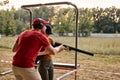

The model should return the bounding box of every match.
[38,60,54,80]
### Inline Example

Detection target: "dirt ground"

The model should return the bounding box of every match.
[0,48,120,80]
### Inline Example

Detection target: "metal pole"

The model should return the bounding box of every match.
[0,70,12,76]
[74,4,79,80]
[21,7,32,29]
[21,2,78,8]
[56,69,77,80]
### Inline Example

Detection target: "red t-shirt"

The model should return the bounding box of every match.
[12,30,50,68]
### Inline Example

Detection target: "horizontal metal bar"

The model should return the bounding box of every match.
[0,70,12,76]
[53,62,80,68]
[56,69,77,80]
[21,2,77,9]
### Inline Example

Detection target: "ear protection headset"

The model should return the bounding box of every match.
[46,25,53,34]
[36,21,44,29]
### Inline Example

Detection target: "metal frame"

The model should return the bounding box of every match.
[21,2,79,80]
[0,70,12,76]
[56,69,77,80]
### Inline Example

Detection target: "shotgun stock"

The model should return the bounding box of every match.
[54,42,94,56]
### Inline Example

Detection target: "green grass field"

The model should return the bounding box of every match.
[0,36,120,80]
[1,36,120,55]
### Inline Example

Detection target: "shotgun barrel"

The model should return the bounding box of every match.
[54,42,94,56]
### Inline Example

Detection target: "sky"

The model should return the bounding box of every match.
[1,0,120,9]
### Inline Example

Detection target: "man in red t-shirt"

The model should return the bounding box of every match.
[12,18,65,80]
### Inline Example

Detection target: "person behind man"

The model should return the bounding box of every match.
[12,18,66,80]
[35,24,54,80]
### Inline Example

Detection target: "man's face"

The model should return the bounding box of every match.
[41,25,46,34]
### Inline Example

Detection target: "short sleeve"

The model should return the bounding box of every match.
[39,34,50,49]
[48,37,54,46]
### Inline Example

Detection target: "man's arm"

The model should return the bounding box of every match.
[12,38,19,52]
[12,42,18,52]
[38,45,65,56]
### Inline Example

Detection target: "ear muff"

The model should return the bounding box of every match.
[46,25,53,34]
[36,23,44,29]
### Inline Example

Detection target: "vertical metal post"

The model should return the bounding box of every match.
[74,5,79,80]
[21,7,33,29]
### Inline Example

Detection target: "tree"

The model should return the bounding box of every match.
[0,0,9,34]
[116,23,120,33]
[54,8,75,36]
[93,7,119,33]
[3,9,16,36]
[0,0,9,6]
[78,8,94,37]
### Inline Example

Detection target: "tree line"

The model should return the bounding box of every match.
[0,5,120,36]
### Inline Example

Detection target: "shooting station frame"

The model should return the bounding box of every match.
[21,2,79,80]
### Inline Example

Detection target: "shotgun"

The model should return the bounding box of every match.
[54,42,94,56]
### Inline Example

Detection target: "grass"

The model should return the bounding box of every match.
[1,36,120,55]
[53,36,120,55]
[0,36,120,80]
[0,36,17,49]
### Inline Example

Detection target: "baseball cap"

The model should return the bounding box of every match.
[33,18,49,28]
